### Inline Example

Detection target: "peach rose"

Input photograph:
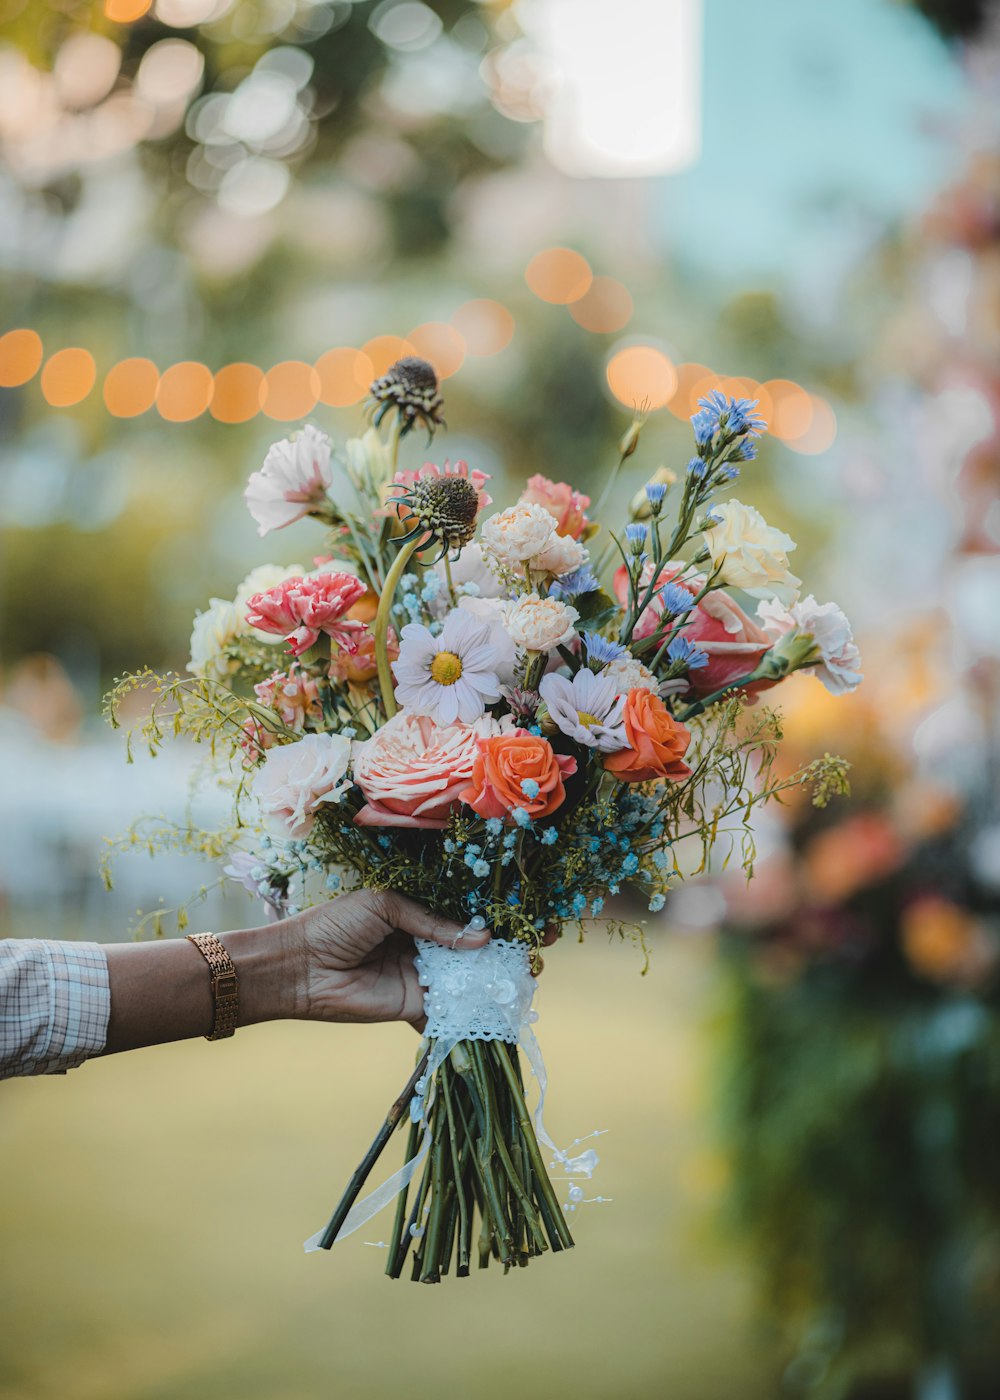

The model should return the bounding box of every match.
[604,689,692,784]
[354,711,505,828]
[461,731,576,821]
[520,474,590,539]
[681,592,776,698]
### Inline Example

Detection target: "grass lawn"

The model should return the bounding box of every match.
[1,929,776,1400]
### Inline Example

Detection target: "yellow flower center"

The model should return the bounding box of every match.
[577,710,601,728]
[430,650,463,686]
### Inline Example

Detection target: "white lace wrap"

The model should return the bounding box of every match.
[415,937,537,1044]
[304,931,600,1253]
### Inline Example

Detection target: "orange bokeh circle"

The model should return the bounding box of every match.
[606,344,677,411]
[568,276,633,334]
[103,358,159,418]
[763,379,815,441]
[362,335,416,378]
[406,322,466,380]
[41,348,97,407]
[784,395,837,454]
[156,361,213,422]
[0,328,44,387]
[666,362,713,420]
[450,299,514,356]
[525,247,593,305]
[315,348,374,407]
[262,360,321,422]
[211,363,265,423]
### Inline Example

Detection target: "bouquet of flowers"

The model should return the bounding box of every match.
[108,355,856,1283]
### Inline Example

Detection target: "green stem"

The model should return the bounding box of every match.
[676,665,767,721]
[373,535,422,720]
[495,1042,575,1250]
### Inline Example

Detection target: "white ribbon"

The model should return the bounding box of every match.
[304,935,598,1253]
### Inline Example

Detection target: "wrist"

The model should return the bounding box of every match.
[220,921,306,1026]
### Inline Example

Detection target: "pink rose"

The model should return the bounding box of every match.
[519,474,590,539]
[354,711,507,829]
[245,572,367,657]
[681,593,776,698]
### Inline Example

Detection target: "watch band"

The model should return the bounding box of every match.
[186,932,240,1040]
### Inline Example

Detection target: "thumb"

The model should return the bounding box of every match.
[378,892,490,949]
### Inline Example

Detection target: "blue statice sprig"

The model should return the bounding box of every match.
[666,634,709,672]
[549,567,601,600]
[583,631,627,669]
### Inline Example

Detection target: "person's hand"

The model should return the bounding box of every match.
[284,890,489,1027]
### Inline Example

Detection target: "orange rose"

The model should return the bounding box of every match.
[461,731,577,821]
[604,689,692,784]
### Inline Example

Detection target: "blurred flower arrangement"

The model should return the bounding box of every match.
[105,357,853,1282]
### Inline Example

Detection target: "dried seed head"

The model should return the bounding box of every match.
[369,356,445,438]
[394,474,479,552]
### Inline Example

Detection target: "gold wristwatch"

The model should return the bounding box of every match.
[186,932,240,1040]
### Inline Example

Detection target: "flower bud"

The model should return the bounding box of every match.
[756,628,821,680]
[629,466,676,519]
[618,418,643,460]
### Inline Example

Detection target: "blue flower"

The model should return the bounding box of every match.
[686,455,708,479]
[513,807,532,828]
[572,892,587,915]
[591,896,605,915]
[584,631,627,667]
[696,390,766,439]
[443,838,456,854]
[648,893,666,912]
[717,464,740,483]
[625,522,648,554]
[485,817,504,837]
[472,859,490,879]
[325,872,341,890]
[540,827,558,846]
[506,891,521,906]
[653,849,670,870]
[658,582,694,616]
[645,481,667,507]
[734,438,758,461]
[666,635,709,670]
[503,831,518,849]
[549,567,600,599]
[528,724,542,736]
[622,852,640,875]
[420,573,442,601]
[520,778,540,800]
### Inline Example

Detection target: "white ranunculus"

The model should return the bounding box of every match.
[757,595,863,695]
[534,532,588,578]
[187,598,245,683]
[503,594,579,653]
[702,500,801,603]
[253,733,353,838]
[244,424,334,537]
[480,502,556,565]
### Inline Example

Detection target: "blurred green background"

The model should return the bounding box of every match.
[3,1,1000,1397]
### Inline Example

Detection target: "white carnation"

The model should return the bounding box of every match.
[757,595,862,695]
[702,500,801,603]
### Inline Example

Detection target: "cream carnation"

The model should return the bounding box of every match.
[353,711,508,829]
[534,532,589,578]
[702,500,801,603]
[480,502,556,565]
[187,598,245,683]
[601,653,659,696]
[253,733,352,838]
[757,595,863,695]
[503,594,579,653]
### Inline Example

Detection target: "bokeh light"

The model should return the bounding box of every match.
[764,379,816,441]
[210,363,265,423]
[525,247,593,305]
[262,361,321,422]
[784,395,838,454]
[406,322,465,380]
[450,299,515,356]
[568,275,633,333]
[361,335,416,377]
[135,39,204,108]
[315,348,374,407]
[156,361,213,422]
[606,344,677,410]
[0,329,43,387]
[104,0,152,19]
[666,361,713,419]
[103,358,159,418]
[53,34,121,110]
[40,348,96,407]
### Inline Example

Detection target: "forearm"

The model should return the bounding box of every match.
[102,924,304,1055]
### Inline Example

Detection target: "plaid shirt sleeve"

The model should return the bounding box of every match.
[0,940,110,1080]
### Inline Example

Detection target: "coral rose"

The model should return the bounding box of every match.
[519,474,590,539]
[604,689,692,784]
[354,711,505,829]
[461,731,576,821]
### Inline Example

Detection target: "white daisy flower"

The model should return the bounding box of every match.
[539,669,628,752]
[392,608,506,725]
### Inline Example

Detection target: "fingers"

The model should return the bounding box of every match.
[373,891,490,949]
